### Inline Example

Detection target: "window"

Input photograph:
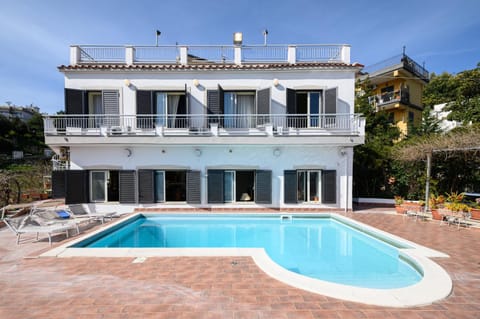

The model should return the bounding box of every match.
[136,87,188,128]
[206,87,270,128]
[286,88,337,128]
[90,170,119,203]
[408,111,415,123]
[138,170,200,204]
[208,169,271,204]
[224,92,255,128]
[154,170,186,202]
[380,86,394,103]
[284,170,336,204]
[297,171,321,202]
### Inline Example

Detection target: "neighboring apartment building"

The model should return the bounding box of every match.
[43,37,365,211]
[358,51,429,136]
[432,103,462,132]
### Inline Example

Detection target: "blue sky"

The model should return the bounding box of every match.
[1,0,479,114]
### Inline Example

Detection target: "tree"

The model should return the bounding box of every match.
[353,79,401,197]
[446,63,480,124]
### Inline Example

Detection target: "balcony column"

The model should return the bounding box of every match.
[234,46,242,65]
[341,45,351,64]
[125,46,134,65]
[287,45,296,64]
[180,46,188,65]
[70,46,80,65]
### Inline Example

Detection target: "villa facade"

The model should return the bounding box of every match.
[44,38,364,211]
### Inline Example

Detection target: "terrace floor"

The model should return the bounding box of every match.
[0,207,479,319]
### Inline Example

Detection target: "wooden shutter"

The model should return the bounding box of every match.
[284,170,297,204]
[325,88,337,114]
[206,90,219,114]
[322,170,337,204]
[65,88,85,114]
[102,90,119,126]
[207,170,224,203]
[65,170,89,204]
[51,170,65,199]
[119,170,136,204]
[136,90,153,128]
[255,170,272,204]
[186,170,201,204]
[138,170,154,203]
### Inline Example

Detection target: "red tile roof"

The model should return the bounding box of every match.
[58,62,364,71]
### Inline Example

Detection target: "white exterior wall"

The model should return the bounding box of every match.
[58,67,357,210]
[68,144,353,210]
[63,69,356,117]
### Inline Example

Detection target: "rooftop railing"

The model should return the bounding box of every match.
[362,53,429,81]
[44,113,364,137]
[70,44,351,65]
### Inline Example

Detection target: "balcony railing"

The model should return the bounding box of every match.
[70,44,351,65]
[43,114,364,137]
[369,89,410,107]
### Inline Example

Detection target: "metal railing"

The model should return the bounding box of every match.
[296,45,343,62]
[79,45,125,62]
[242,45,288,62]
[362,53,429,81]
[44,114,362,136]
[369,89,410,106]
[134,46,180,63]
[74,44,349,64]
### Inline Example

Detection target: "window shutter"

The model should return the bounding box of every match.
[65,88,85,114]
[207,170,224,203]
[322,170,337,204]
[136,90,153,128]
[65,170,89,204]
[255,170,272,204]
[51,170,66,199]
[218,85,224,114]
[284,170,297,204]
[119,170,136,204]
[138,170,154,203]
[286,88,296,114]
[102,90,119,126]
[256,88,270,127]
[184,84,189,114]
[187,170,201,204]
[325,88,337,114]
[206,90,219,114]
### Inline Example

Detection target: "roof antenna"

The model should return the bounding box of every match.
[263,29,268,46]
[156,30,161,46]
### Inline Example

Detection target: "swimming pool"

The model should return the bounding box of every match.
[73,214,420,289]
[44,213,452,307]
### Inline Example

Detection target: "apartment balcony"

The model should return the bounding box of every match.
[43,114,365,146]
[69,44,352,66]
[368,89,423,111]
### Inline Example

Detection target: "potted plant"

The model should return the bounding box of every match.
[394,196,405,214]
[470,198,480,220]
[429,194,445,220]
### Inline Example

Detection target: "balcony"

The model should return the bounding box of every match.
[43,114,365,138]
[70,44,351,66]
[369,89,410,110]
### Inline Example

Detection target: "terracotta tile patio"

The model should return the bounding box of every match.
[1,209,479,318]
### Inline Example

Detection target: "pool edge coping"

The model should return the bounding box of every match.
[40,212,453,308]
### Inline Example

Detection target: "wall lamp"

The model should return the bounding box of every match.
[193,79,200,87]
[273,78,279,87]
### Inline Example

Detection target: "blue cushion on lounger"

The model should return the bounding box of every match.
[56,210,70,219]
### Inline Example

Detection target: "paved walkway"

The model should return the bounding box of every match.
[0,209,479,318]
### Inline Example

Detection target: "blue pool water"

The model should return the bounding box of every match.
[73,214,422,289]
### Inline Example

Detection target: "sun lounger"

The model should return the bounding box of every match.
[67,204,118,224]
[4,215,80,245]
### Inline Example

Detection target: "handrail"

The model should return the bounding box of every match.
[43,113,363,136]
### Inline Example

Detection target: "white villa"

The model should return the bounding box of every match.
[44,35,365,211]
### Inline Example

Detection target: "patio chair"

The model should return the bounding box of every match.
[4,215,80,245]
[67,204,117,224]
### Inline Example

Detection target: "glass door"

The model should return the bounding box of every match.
[224,171,235,203]
[309,92,320,127]
[155,171,165,202]
[91,171,107,202]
